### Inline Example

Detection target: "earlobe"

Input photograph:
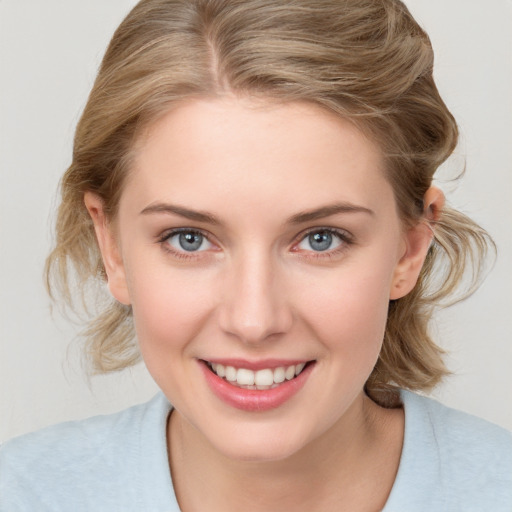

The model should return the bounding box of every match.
[83,192,131,305]
[389,187,445,300]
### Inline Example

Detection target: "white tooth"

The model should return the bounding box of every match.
[273,367,285,383]
[285,365,295,380]
[255,369,274,386]
[216,363,226,378]
[295,363,306,376]
[211,363,218,372]
[225,366,237,382]
[237,368,255,386]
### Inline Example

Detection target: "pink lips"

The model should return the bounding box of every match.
[199,359,314,412]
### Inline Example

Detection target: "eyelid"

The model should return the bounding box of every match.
[158,227,208,242]
[294,226,353,243]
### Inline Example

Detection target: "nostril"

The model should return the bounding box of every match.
[218,304,294,344]
[217,268,293,343]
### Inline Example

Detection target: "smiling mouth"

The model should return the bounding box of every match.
[203,361,314,390]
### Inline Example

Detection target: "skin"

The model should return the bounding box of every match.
[85,97,443,511]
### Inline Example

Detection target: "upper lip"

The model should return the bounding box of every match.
[200,358,314,371]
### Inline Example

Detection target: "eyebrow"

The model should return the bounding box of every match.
[140,203,221,225]
[287,203,374,224]
[140,201,374,225]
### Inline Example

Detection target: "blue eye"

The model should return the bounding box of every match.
[165,230,212,252]
[297,229,343,252]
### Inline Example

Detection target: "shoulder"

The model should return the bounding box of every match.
[402,390,512,467]
[0,393,174,512]
[386,390,512,511]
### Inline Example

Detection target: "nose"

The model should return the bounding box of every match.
[218,252,293,345]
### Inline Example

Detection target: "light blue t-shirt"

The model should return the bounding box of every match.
[1,390,511,511]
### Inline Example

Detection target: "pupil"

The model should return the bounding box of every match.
[179,232,202,251]
[309,231,332,251]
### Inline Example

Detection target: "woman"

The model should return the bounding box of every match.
[1,0,511,510]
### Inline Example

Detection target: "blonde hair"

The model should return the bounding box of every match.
[46,0,493,405]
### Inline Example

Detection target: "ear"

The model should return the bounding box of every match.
[84,191,131,305]
[389,187,445,300]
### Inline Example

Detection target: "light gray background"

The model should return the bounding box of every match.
[1,1,511,442]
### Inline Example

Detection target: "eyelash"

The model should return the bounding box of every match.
[157,228,215,261]
[292,227,354,260]
[157,227,354,261]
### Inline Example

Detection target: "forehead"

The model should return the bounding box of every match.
[123,97,394,220]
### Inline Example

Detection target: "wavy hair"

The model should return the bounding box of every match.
[46,0,494,406]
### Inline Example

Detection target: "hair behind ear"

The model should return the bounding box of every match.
[367,204,495,406]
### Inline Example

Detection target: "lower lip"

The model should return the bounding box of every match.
[200,361,314,412]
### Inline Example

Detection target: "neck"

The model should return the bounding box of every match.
[168,393,403,512]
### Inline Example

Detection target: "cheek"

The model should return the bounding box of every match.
[125,261,216,359]
[294,259,395,356]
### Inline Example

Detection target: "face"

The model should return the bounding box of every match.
[87,97,432,462]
